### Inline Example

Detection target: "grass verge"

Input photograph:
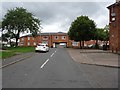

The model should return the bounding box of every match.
[0,46,35,59]
[7,46,35,53]
[0,51,16,59]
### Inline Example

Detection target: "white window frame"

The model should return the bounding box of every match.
[34,42,36,45]
[54,36,59,40]
[28,42,30,46]
[33,37,35,40]
[22,38,24,41]
[112,17,115,21]
[72,42,79,46]
[20,42,24,46]
[62,36,66,40]
[42,36,48,40]
[28,37,30,40]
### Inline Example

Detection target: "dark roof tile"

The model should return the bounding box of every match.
[20,32,68,38]
[107,1,120,9]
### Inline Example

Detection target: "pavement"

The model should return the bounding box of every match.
[67,48,120,68]
[1,52,35,68]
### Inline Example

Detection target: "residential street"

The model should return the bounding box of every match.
[2,48,119,88]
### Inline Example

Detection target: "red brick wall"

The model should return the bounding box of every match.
[118,5,120,53]
[51,35,68,43]
[109,4,120,53]
[19,34,101,48]
[19,36,39,46]
[19,34,69,47]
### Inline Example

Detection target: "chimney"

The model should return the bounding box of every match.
[116,0,120,2]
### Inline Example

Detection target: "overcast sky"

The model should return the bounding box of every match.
[1,0,115,34]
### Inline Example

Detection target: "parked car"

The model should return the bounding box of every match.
[35,43,49,52]
[59,43,66,48]
[87,44,93,48]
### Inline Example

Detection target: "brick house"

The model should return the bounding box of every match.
[19,32,69,47]
[107,0,120,53]
[19,32,100,48]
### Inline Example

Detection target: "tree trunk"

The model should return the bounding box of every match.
[95,39,99,49]
[15,38,18,47]
[80,41,82,49]
[96,39,98,45]
[10,39,11,47]
[82,41,84,48]
[15,30,20,47]
[105,41,108,50]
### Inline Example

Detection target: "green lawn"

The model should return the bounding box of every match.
[0,51,16,59]
[0,47,35,59]
[7,46,35,53]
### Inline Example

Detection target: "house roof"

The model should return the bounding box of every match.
[107,1,120,9]
[20,32,68,38]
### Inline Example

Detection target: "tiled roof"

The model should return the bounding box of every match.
[107,1,120,9]
[20,32,68,38]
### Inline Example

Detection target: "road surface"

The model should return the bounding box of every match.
[2,48,118,88]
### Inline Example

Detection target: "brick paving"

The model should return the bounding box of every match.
[67,48,119,68]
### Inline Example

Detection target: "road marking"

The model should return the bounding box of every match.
[40,59,49,69]
[50,53,54,57]
[40,50,57,69]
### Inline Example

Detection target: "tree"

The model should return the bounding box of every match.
[103,25,109,41]
[2,33,9,42]
[2,7,41,47]
[2,31,15,47]
[94,26,109,48]
[96,25,109,41]
[94,28,104,48]
[68,15,96,48]
[102,25,109,46]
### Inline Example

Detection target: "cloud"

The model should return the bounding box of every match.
[1,1,115,34]
[1,0,115,2]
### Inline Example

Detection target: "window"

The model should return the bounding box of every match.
[112,22,116,27]
[20,42,24,46]
[28,42,30,46]
[38,44,44,46]
[33,37,35,40]
[111,35,114,37]
[72,42,79,46]
[54,36,59,40]
[42,36,48,40]
[21,38,24,41]
[34,42,36,45]
[112,17,115,21]
[111,13,116,17]
[62,36,66,40]
[28,37,30,40]
[42,41,48,45]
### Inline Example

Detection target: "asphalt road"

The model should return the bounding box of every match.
[2,48,119,88]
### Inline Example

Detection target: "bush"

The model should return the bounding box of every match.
[94,44,99,49]
[1,46,8,50]
[103,45,107,50]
